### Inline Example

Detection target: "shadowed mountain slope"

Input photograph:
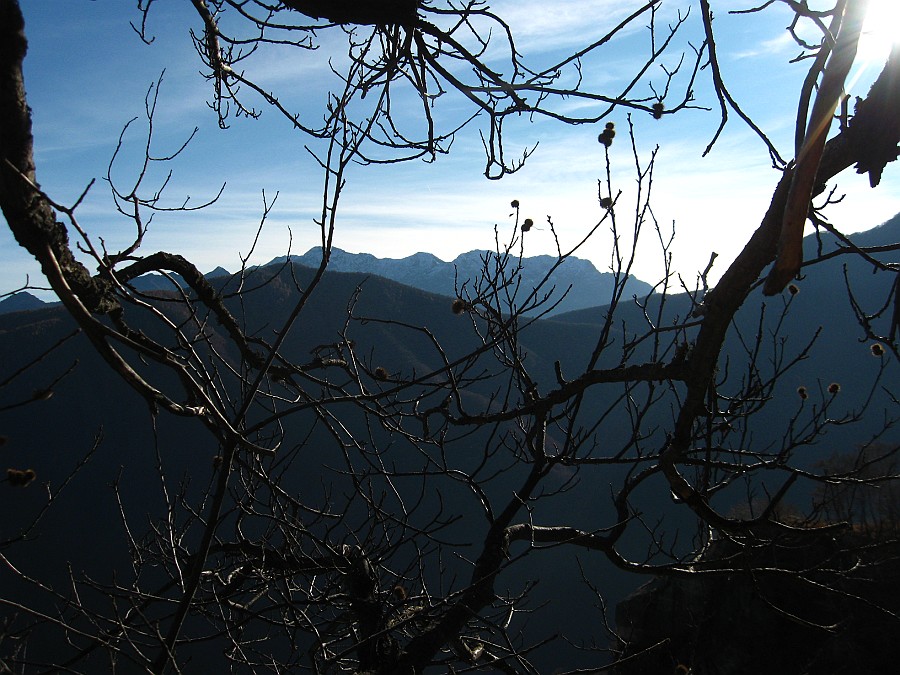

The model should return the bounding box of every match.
[0,214,897,671]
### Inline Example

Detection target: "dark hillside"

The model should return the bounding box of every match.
[0,265,623,670]
[1,217,897,670]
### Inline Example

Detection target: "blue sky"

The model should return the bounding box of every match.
[3,0,899,298]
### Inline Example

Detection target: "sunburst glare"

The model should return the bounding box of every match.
[856,0,900,68]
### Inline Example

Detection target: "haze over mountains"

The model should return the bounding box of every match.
[8,209,899,318]
[0,249,652,316]
[270,248,653,315]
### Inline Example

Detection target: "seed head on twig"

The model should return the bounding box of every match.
[598,122,616,147]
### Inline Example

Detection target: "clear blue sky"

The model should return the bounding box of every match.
[3,0,899,298]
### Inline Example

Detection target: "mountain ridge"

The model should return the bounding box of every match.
[3,212,897,317]
[268,247,652,316]
[0,250,651,317]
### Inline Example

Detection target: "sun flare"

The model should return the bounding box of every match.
[856,0,900,67]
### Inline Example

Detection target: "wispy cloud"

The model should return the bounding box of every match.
[488,0,654,52]
[731,31,796,60]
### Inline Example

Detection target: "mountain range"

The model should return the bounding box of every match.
[0,249,651,316]
[270,247,652,315]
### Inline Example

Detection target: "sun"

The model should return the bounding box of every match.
[855,0,900,68]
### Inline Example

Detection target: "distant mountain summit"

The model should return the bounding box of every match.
[0,291,53,314]
[270,248,653,316]
[0,268,232,315]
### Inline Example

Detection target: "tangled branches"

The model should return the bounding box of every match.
[174,0,701,177]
